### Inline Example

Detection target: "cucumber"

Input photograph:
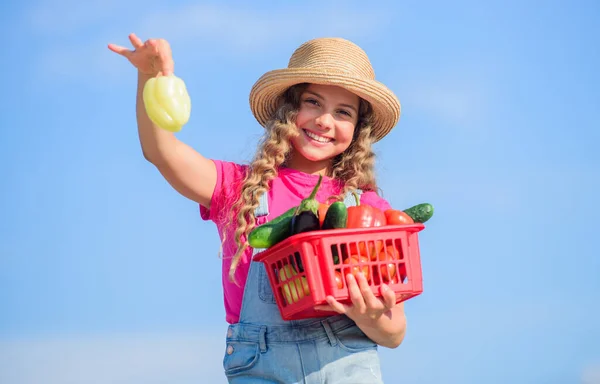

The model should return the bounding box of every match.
[322,201,348,230]
[403,203,434,223]
[266,206,297,225]
[248,206,296,249]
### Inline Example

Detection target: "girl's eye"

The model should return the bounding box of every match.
[304,98,319,106]
[338,109,352,117]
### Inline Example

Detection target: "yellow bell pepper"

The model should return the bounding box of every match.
[278,264,310,305]
[142,75,191,132]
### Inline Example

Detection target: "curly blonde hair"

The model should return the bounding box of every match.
[224,83,379,284]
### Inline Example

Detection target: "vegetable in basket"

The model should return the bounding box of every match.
[317,203,330,227]
[403,203,434,223]
[279,264,310,305]
[247,206,297,249]
[345,191,386,257]
[384,209,414,225]
[321,201,348,230]
[290,175,323,235]
[346,191,386,228]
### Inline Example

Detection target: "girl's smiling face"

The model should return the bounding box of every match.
[288,84,361,175]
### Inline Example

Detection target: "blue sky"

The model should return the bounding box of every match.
[1,0,599,383]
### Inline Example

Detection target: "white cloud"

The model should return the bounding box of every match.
[0,330,229,384]
[407,83,485,126]
[27,2,391,83]
[391,57,496,129]
[583,362,600,384]
[27,0,123,35]
[376,167,521,212]
[37,43,125,84]
[398,71,491,129]
[135,4,387,51]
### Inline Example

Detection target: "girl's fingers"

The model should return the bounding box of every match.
[107,44,132,58]
[381,284,396,309]
[108,34,175,76]
[145,39,160,53]
[128,33,144,49]
[160,56,174,76]
[153,40,173,76]
[324,296,348,314]
[356,272,380,309]
[346,274,366,312]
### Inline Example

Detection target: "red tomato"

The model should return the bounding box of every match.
[384,209,414,225]
[352,240,385,261]
[385,245,408,283]
[334,270,344,289]
[342,254,371,283]
[380,246,399,283]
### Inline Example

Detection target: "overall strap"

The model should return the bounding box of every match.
[254,190,270,218]
[250,190,269,255]
[343,188,363,207]
[238,189,277,325]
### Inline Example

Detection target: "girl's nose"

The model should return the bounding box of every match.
[315,113,334,131]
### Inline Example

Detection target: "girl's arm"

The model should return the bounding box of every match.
[109,34,217,208]
[136,72,216,208]
[354,303,407,349]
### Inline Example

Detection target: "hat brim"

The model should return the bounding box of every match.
[249,68,401,143]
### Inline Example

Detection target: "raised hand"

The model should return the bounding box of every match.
[108,33,174,76]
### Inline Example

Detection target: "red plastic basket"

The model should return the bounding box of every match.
[253,224,425,321]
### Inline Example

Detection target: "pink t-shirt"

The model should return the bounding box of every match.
[200,160,391,324]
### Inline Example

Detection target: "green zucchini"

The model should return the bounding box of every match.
[322,202,348,264]
[322,201,348,230]
[403,203,434,223]
[248,206,296,249]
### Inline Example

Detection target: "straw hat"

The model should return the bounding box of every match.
[249,37,401,142]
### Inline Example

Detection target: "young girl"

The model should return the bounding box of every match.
[109,34,406,383]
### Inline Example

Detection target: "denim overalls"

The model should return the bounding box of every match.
[223,190,384,383]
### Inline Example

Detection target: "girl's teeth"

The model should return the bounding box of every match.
[305,130,331,143]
